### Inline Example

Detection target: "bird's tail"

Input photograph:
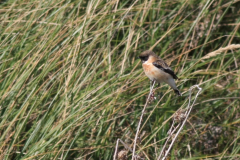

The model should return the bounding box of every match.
[174,89,182,96]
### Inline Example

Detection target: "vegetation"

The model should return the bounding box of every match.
[0,0,240,159]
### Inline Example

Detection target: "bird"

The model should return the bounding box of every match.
[139,50,181,96]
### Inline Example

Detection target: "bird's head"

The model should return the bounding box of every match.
[139,50,155,63]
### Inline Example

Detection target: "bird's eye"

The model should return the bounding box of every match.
[139,56,148,62]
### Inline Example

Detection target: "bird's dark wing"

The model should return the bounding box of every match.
[152,60,178,79]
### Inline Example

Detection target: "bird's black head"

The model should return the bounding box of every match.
[139,50,153,63]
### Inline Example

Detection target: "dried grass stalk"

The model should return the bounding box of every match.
[201,44,240,60]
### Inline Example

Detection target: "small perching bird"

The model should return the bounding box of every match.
[139,50,181,96]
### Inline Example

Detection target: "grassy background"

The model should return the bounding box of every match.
[0,0,240,159]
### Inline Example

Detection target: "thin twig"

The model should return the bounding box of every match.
[158,85,202,160]
[113,138,133,160]
[113,139,120,160]
[132,81,156,160]
[158,122,180,159]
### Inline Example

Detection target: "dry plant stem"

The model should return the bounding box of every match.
[158,122,180,159]
[132,81,156,160]
[157,85,202,160]
[113,139,120,160]
[113,138,133,160]
[201,44,240,60]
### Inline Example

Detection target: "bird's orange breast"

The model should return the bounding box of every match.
[142,63,157,81]
[142,62,170,83]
